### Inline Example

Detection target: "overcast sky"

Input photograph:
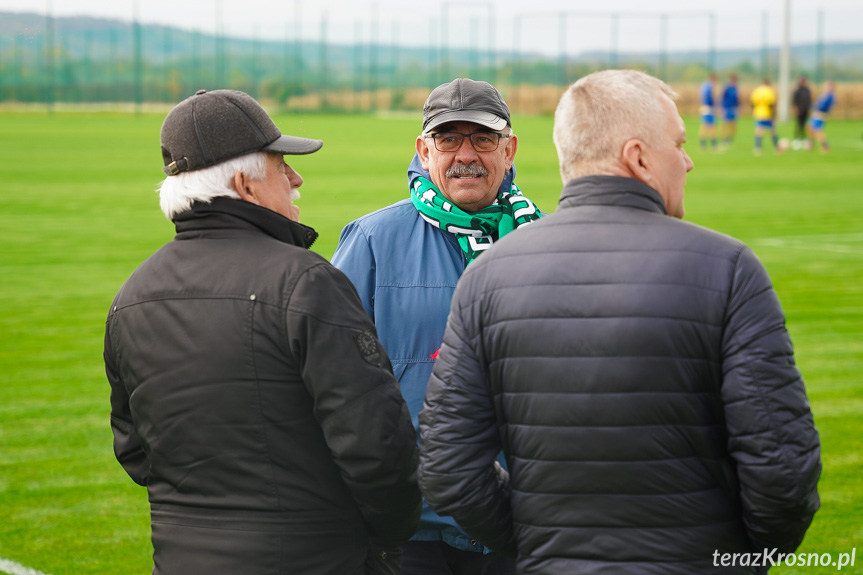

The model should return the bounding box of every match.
[2,0,861,55]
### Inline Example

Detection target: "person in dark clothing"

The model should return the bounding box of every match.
[418,70,821,574]
[792,75,813,145]
[105,89,421,575]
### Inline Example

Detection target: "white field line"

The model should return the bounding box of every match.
[757,232,863,255]
[0,557,52,575]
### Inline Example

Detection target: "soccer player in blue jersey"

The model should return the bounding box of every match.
[720,74,739,147]
[808,81,836,153]
[699,73,718,151]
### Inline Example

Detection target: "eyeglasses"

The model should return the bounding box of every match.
[425,131,510,152]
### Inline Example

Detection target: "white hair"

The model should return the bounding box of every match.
[157,152,269,219]
[553,69,677,183]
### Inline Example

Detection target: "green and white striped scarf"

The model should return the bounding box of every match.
[411,176,543,265]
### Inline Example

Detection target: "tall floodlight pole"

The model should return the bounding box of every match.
[659,14,668,81]
[320,12,328,109]
[559,13,566,86]
[284,22,291,98]
[816,10,824,84]
[488,12,494,84]
[252,25,260,98]
[11,34,20,100]
[778,0,791,122]
[441,4,448,83]
[610,13,619,68]
[353,22,362,111]
[370,2,378,111]
[761,11,768,79]
[709,12,716,71]
[392,21,399,93]
[295,1,302,89]
[133,0,142,114]
[83,30,92,100]
[471,16,479,79]
[191,31,200,93]
[512,17,520,109]
[429,19,437,89]
[216,0,224,87]
[45,0,54,112]
[164,27,172,101]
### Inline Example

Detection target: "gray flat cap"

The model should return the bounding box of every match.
[160,89,323,176]
[422,78,511,134]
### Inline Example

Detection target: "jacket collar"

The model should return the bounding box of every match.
[558,175,667,216]
[173,197,319,249]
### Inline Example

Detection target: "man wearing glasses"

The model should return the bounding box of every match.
[332,79,542,574]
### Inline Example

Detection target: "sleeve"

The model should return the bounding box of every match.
[105,310,149,486]
[417,272,517,557]
[331,221,376,321]
[286,263,421,544]
[721,246,821,552]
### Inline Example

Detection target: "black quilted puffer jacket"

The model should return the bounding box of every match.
[419,176,821,575]
[106,197,420,574]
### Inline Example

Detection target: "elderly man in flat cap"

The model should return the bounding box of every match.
[332,79,542,575]
[105,89,420,575]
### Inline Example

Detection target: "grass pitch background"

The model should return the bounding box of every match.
[0,111,861,574]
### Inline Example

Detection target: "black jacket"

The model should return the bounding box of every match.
[793,85,812,113]
[106,198,421,574]
[419,176,821,574]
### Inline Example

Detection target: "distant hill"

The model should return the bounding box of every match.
[2,10,862,72]
[2,10,861,107]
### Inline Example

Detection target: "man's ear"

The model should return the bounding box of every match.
[504,134,518,170]
[232,170,259,205]
[620,138,651,186]
[416,136,431,170]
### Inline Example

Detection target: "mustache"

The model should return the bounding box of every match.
[446,163,488,178]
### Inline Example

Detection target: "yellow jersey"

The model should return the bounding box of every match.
[750,85,776,121]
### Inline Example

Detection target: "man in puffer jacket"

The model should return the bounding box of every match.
[105,89,420,574]
[418,70,821,574]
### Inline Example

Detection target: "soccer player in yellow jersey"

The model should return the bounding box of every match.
[750,78,783,155]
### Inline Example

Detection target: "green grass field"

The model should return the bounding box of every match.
[1,110,861,574]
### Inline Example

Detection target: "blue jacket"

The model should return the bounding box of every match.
[722,84,739,110]
[814,92,835,114]
[699,80,715,108]
[331,154,515,552]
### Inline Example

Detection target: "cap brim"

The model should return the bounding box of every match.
[424,110,509,134]
[262,134,324,155]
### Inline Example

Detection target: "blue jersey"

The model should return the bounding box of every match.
[700,81,715,108]
[721,85,738,110]
[814,92,835,114]
[699,81,716,120]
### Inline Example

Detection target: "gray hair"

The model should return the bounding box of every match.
[553,69,677,182]
[157,151,269,219]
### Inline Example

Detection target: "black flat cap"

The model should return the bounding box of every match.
[422,78,511,134]
[160,89,323,176]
